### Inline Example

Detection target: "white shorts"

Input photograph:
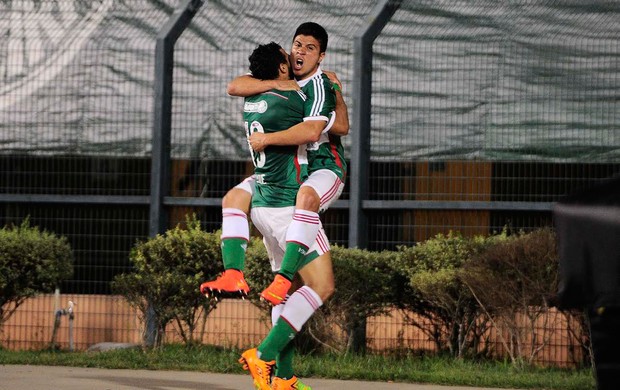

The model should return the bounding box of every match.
[234,175,256,195]
[302,169,344,213]
[235,171,343,213]
[251,206,330,272]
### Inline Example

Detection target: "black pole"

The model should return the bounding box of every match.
[146,0,204,348]
[349,0,402,250]
[347,0,402,355]
[149,0,204,238]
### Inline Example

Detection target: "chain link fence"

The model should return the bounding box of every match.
[1,0,618,365]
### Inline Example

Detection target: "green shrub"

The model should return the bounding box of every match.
[393,232,493,358]
[243,236,274,304]
[321,246,397,353]
[0,219,73,327]
[243,242,398,354]
[461,228,559,367]
[111,214,222,347]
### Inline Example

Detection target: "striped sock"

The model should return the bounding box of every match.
[279,210,320,279]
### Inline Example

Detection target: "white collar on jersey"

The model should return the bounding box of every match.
[295,66,323,88]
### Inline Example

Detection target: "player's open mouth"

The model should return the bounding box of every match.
[293,58,304,71]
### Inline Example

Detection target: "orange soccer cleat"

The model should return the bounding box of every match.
[260,274,291,305]
[271,375,312,390]
[200,269,249,300]
[238,348,275,390]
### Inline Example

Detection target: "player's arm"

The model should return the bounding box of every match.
[227,74,299,97]
[323,71,349,136]
[330,88,349,136]
[248,120,325,152]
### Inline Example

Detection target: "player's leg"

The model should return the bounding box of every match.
[200,176,254,299]
[271,278,296,383]
[241,207,333,386]
[245,259,327,390]
[270,265,329,390]
[220,186,252,271]
[252,214,332,359]
[258,268,325,390]
[240,206,291,389]
[261,169,343,305]
[256,249,332,360]
[296,243,335,302]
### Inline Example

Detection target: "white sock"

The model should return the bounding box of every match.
[285,209,320,247]
[280,286,322,332]
[270,296,288,326]
[221,208,249,240]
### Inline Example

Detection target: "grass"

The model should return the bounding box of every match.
[0,344,595,390]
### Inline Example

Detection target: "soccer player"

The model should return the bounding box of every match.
[200,22,348,308]
[225,41,332,390]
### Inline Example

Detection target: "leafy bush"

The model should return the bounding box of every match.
[0,219,73,327]
[243,242,398,354]
[243,236,274,303]
[392,232,496,358]
[111,215,222,347]
[321,246,396,353]
[461,228,559,367]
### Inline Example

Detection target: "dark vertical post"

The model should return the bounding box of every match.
[146,0,204,348]
[347,0,402,354]
[349,0,402,250]
[150,0,204,238]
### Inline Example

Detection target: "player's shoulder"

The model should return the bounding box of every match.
[319,72,331,82]
[260,89,305,101]
[259,89,307,114]
[276,89,307,103]
[314,72,332,88]
[302,72,330,89]
[312,73,336,97]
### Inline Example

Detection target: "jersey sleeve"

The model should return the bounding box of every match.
[322,111,336,134]
[302,76,336,123]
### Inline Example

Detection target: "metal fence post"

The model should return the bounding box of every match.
[349,0,402,250]
[146,0,204,348]
[348,0,402,354]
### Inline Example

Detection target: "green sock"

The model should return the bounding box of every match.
[221,238,247,271]
[275,342,295,380]
[278,242,307,280]
[258,318,296,361]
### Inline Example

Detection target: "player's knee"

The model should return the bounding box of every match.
[317,283,335,302]
[222,189,240,209]
[221,190,233,208]
[296,187,320,212]
[320,281,335,302]
[222,189,251,213]
[307,279,334,302]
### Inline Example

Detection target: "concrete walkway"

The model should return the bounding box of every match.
[0,364,521,390]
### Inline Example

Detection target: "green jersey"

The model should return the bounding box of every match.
[245,89,308,208]
[298,68,347,181]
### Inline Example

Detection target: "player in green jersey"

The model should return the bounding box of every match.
[200,22,348,305]
[229,24,347,390]
[227,22,349,308]
[201,41,333,390]
[200,23,348,389]
[242,41,336,390]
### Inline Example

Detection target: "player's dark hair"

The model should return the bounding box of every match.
[248,41,287,81]
[293,22,328,53]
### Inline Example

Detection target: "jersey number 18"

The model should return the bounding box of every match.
[245,121,265,168]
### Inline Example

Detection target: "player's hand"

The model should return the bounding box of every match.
[323,71,343,92]
[274,80,300,91]
[249,132,268,152]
